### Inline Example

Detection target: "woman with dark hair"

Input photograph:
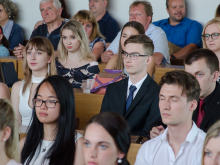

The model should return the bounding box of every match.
[84,112,131,165]
[105,21,155,77]
[0,0,24,50]
[20,75,84,165]
[33,0,71,30]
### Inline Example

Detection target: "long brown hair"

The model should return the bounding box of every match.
[115,21,145,71]
[22,37,57,94]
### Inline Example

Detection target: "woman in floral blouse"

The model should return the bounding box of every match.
[56,20,99,88]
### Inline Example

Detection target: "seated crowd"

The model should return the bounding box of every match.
[0,0,220,164]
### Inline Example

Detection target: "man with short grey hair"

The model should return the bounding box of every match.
[14,0,65,57]
[89,0,120,48]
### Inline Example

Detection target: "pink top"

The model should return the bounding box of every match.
[6,160,21,165]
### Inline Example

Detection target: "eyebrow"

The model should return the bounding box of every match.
[37,95,57,99]
[159,94,179,98]
[84,139,110,145]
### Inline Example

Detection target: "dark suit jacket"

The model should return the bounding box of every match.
[192,82,220,132]
[100,75,160,136]
[150,82,220,133]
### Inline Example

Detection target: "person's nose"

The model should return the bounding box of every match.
[89,146,97,158]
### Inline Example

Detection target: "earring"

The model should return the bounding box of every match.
[117,159,122,164]
[9,15,10,18]
[47,63,50,75]
[3,139,6,142]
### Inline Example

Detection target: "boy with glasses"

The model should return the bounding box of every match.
[101,34,160,136]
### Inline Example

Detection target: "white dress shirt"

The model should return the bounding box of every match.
[127,74,148,99]
[135,122,206,165]
[107,23,170,64]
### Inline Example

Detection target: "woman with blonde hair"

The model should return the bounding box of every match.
[202,17,220,82]
[73,10,106,61]
[11,37,57,132]
[0,99,20,165]
[56,20,99,88]
[202,120,220,165]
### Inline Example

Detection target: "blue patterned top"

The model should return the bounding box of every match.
[55,58,100,88]
[0,44,10,56]
[89,37,106,51]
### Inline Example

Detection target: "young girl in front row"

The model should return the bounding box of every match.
[56,20,100,88]
[20,75,84,165]
[0,99,20,165]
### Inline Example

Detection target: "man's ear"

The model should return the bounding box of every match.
[104,0,108,8]
[146,56,153,66]
[190,100,198,112]
[147,16,152,24]
[212,71,220,82]
[58,7,63,16]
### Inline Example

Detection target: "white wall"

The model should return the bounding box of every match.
[11,0,220,40]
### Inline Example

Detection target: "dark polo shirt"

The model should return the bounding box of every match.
[98,11,120,43]
[30,21,65,50]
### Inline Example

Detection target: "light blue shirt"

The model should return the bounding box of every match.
[0,44,10,56]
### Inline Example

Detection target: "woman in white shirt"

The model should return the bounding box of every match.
[0,99,21,165]
[20,75,84,165]
[83,112,131,165]
[11,37,57,132]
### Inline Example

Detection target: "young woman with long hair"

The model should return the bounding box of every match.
[84,112,131,165]
[105,21,155,77]
[0,99,20,165]
[20,75,84,165]
[11,37,57,131]
[56,20,99,88]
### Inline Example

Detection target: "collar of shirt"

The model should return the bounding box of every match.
[127,74,148,99]
[161,121,199,144]
[99,11,110,23]
[163,17,187,26]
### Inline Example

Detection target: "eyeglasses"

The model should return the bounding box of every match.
[33,99,59,108]
[121,51,149,60]
[202,33,220,41]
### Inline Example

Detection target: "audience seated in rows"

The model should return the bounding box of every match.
[105,21,155,77]
[150,49,220,138]
[56,20,99,88]
[102,1,170,65]
[11,37,57,132]
[202,120,220,165]
[202,17,220,82]
[153,0,203,59]
[216,4,220,17]
[135,70,206,165]
[13,0,65,58]
[0,99,20,165]
[20,75,84,165]
[0,25,9,56]
[34,0,70,30]
[84,112,131,165]
[0,0,24,50]
[89,0,120,48]
[101,34,160,136]
[73,10,106,61]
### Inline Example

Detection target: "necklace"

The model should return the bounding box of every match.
[32,75,45,84]
[40,140,54,153]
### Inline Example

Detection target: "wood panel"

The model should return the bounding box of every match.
[17,58,25,80]
[0,56,18,72]
[74,93,104,130]
[155,65,184,84]
[127,143,142,165]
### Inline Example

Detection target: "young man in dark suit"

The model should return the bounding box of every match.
[101,34,160,136]
[150,49,220,138]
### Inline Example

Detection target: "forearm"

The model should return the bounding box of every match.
[173,43,198,59]
[147,57,156,76]
[153,52,164,65]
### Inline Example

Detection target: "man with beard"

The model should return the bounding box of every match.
[153,0,202,59]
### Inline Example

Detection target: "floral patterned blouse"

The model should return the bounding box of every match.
[89,37,106,51]
[55,58,100,88]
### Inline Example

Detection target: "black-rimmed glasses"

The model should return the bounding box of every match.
[33,99,59,108]
[121,51,149,60]
[202,33,220,41]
